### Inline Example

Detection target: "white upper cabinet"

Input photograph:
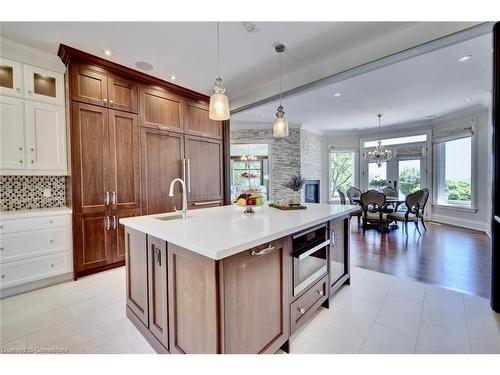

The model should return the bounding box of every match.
[25,101,67,172]
[23,64,64,105]
[0,96,25,170]
[0,57,23,97]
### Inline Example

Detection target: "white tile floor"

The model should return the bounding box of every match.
[1,266,499,354]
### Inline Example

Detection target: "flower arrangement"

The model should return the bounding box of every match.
[369,179,387,188]
[283,174,306,192]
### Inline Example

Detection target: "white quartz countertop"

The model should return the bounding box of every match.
[0,207,72,219]
[120,203,357,260]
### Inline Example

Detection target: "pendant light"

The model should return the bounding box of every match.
[273,43,288,137]
[366,114,392,167]
[209,22,230,121]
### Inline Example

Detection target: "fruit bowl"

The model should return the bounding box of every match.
[234,193,264,214]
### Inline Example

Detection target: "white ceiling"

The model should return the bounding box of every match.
[0,21,479,104]
[232,33,493,132]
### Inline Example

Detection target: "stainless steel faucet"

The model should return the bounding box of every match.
[168,178,189,220]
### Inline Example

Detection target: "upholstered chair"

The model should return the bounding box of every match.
[360,189,388,232]
[346,187,362,205]
[387,189,425,235]
[419,188,430,230]
[338,188,362,225]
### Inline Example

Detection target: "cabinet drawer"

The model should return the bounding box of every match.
[0,214,70,234]
[290,275,329,333]
[0,228,71,263]
[0,251,72,289]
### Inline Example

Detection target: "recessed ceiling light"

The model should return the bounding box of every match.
[333,92,342,97]
[103,49,112,56]
[170,75,176,80]
[458,55,472,62]
[135,61,154,71]
[465,97,472,102]
[243,22,257,33]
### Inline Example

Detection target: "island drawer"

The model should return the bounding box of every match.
[290,275,329,333]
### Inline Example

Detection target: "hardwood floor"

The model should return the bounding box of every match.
[350,220,491,298]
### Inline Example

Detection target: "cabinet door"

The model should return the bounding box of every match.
[329,218,349,295]
[168,243,218,354]
[112,209,141,263]
[184,100,222,139]
[141,127,184,215]
[108,76,138,113]
[185,135,224,203]
[25,101,67,173]
[71,64,108,107]
[108,110,140,211]
[222,237,290,354]
[23,64,64,105]
[125,227,149,326]
[0,96,25,170]
[73,213,113,273]
[148,235,169,349]
[140,86,183,132]
[0,57,23,97]
[71,102,110,214]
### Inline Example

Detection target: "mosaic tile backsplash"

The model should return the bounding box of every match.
[0,176,66,211]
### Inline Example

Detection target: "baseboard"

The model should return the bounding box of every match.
[0,272,73,299]
[430,213,488,233]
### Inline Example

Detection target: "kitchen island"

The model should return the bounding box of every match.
[120,203,357,354]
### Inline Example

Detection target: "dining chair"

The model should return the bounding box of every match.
[360,189,388,232]
[419,188,430,231]
[346,187,362,205]
[387,189,425,235]
[338,188,362,225]
[382,186,398,213]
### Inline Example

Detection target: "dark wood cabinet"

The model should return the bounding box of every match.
[71,63,138,113]
[222,238,290,354]
[71,102,110,214]
[108,110,140,211]
[185,135,224,204]
[140,86,183,132]
[148,236,169,349]
[184,100,222,139]
[140,127,184,215]
[125,227,149,327]
[113,209,141,263]
[329,218,350,296]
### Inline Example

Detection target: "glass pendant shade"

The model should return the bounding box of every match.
[273,105,289,137]
[366,114,392,167]
[209,77,230,121]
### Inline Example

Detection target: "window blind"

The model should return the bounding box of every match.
[396,145,424,159]
[432,119,475,143]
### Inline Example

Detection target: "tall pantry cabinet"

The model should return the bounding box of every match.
[59,45,227,278]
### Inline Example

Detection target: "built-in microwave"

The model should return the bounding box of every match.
[292,224,330,296]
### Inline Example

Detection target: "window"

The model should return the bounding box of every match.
[368,162,387,189]
[230,143,269,201]
[436,136,472,207]
[329,150,356,200]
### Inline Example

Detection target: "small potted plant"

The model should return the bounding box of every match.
[283,174,305,205]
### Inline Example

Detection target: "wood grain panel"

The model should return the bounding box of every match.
[73,213,110,272]
[140,86,182,131]
[71,102,109,213]
[71,64,108,107]
[125,227,149,326]
[185,135,223,203]
[141,127,183,215]
[113,209,141,263]
[168,244,219,354]
[108,76,138,113]
[222,238,290,353]
[148,236,169,349]
[109,110,140,211]
[184,100,222,139]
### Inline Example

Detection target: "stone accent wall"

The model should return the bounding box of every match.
[0,176,66,211]
[300,129,323,202]
[231,129,301,201]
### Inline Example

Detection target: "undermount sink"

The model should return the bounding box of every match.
[156,214,183,221]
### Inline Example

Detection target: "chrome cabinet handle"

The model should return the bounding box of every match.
[251,244,275,256]
[109,99,114,107]
[187,159,191,193]
[16,87,21,92]
[28,89,33,95]
[106,216,110,230]
[331,229,336,246]
[103,98,108,105]
[299,307,306,314]
[105,191,110,205]
[192,201,220,206]
[111,191,116,205]
[155,248,161,266]
[112,215,117,230]
[297,239,331,260]
[317,290,324,296]
[158,126,169,131]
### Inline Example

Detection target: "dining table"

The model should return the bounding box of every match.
[352,196,406,230]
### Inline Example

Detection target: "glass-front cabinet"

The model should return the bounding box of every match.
[23,64,64,105]
[0,57,23,97]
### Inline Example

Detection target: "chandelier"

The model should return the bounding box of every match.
[366,114,392,167]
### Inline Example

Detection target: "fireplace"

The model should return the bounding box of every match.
[304,180,320,203]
